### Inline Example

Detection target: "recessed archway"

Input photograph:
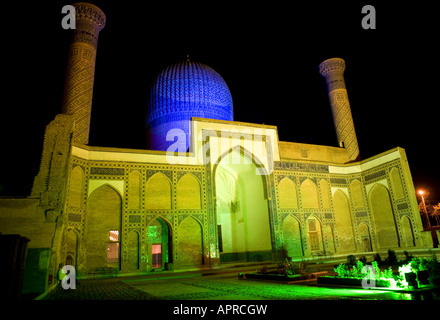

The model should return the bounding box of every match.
[84,184,122,271]
[369,184,399,249]
[214,147,273,262]
[147,217,173,270]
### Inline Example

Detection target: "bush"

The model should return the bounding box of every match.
[346,255,357,267]
[403,250,413,263]
[334,263,350,278]
[359,255,367,264]
[428,252,440,286]
[410,252,440,286]
[386,249,398,266]
[278,258,309,276]
[374,253,383,265]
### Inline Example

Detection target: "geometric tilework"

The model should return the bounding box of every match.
[90,167,125,175]
[61,3,105,145]
[364,170,386,182]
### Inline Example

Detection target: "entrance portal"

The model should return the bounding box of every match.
[215,149,272,262]
[152,244,162,269]
[147,218,172,270]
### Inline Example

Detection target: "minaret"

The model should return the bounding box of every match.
[319,58,360,162]
[61,2,106,144]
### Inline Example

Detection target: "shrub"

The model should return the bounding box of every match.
[403,250,413,263]
[386,249,398,266]
[346,254,357,267]
[374,253,383,265]
[428,251,440,286]
[334,263,350,278]
[410,252,440,286]
[278,258,309,276]
[351,260,365,278]
[381,267,394,280]
[371,261,381,277]
[359,255,367,264]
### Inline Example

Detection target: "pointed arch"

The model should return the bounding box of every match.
[127,230,140,270]
[278,177,298,209]
[358,222,372,252]
[306,215,324,253]
[324,224,336,254]
[84,184,122,271]
[69,166,84,208]
[301,178,320,209]
[213,146,273,262]
[128,170,141,210]
[350,179,365,208]
[369,184,399,249]
[401,216,415,247]
[333,189,356,252]
[177,173,201,209]
[214,144,270,178]
[65,228,78,267]
[177,217,203,268]
[147,217,173,270]
[282,215,303,258]
[319,179,331,208]
[146,172,172,210]
[390,167,405,200]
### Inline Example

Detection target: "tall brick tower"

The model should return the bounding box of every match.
[319,58,360,162]
[61,2,106,144]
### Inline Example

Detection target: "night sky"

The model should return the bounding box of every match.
[1,1,438,202]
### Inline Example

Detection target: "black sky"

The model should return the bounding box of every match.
[1,1,438,201]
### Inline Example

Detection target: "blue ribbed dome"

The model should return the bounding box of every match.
[147,60,233,151]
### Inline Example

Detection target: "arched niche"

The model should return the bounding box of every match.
[278,177,298,209]
[368,184,399,249]
[146,172,172,210]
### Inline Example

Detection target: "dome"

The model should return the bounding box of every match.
[147,59,233,151]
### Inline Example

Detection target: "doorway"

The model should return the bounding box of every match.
[215,148,273,262]
[152,244,162,269]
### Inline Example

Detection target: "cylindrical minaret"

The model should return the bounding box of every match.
[61,2,106,144]
[319,58,360,162]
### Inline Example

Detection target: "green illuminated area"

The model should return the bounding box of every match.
[215,150,272,262]
[323,251,440,292]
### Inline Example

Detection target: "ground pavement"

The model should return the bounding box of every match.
[43,262,419,300]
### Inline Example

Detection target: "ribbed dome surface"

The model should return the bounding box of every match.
[147,60,233,151]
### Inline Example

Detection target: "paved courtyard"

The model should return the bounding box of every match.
[43,271,433,301]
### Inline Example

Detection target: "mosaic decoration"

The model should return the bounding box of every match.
[274,161,329,173]
[147,59,234,151]
[90,167,125,175]
[364,169,386,182]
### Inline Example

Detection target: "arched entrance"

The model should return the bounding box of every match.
[282,215,303,258]
[147,217,173,270]
[177,217,203,268]
[333,189,356,253]
[369,184,399,249]
[214,148,273,263]
[84,184,121,271]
